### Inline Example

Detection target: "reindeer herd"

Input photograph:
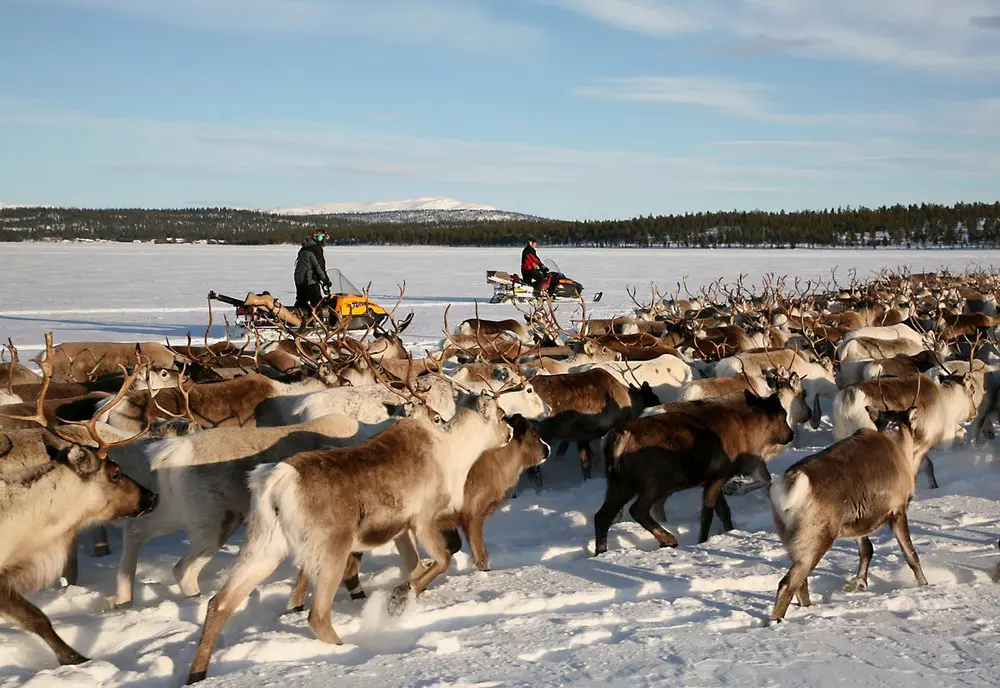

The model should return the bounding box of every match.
[3,266,1000,683]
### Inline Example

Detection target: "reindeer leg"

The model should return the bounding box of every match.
[593,476,638,555]
[0,586,87,665]
[794,578,812,608]
[919,453,939,489]
[772,529,834,621]
[699,480,729,542]
[888,512,928,586]
[555,441,569,457]
[713,492,734,532]
[389,520,451,616]
[307,550,350,645]
[442,528,463,556]
[845,536,874,592]
[176,512,242,598]
[187,531,286,684]
[287,568,310,612]
[464,509,494,572]
[61,537,79,587]
[630,490,679,549]
[91,525,111,557]
[577,440,592,480]
[341,552,366,600]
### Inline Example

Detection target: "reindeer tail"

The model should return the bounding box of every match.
[769,471,811,528]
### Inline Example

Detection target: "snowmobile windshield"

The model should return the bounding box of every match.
[544,260,562,274]
[328,268,363,295]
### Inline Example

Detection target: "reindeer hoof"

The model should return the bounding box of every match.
[60,650,89,665]
[350,591,367,601]
[93,543,111,557]
[474,560,491,572]
[844,577,868,593]
[286,604,306,614]
[388,583,413,617]
[187,671,207,685]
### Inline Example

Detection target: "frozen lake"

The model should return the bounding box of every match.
[2,243,999,351]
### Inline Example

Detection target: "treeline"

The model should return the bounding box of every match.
[2,202,1000,248]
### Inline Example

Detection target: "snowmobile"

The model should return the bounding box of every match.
[208,269,413,341]
[487,260,602,305]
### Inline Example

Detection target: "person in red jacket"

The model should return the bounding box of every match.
[520,238,548,289]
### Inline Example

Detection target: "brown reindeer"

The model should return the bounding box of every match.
[769,404,927,621]
[186,394,514,683]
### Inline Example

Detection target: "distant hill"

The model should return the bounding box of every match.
[265,196,543,224]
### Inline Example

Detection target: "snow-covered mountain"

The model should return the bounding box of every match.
[265,196,541,223]
[267,196,496,215]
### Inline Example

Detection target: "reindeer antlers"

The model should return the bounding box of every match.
[0,333,152,458]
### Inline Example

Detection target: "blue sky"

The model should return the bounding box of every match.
[2,0,1000,219]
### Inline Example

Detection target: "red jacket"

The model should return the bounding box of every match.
[521,245,542,272]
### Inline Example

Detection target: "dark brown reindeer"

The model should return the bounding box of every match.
[594,386,794,555]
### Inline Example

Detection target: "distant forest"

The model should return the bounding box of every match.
[3,202,1000,248]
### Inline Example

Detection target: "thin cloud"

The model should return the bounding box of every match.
[548,0,1000,76]
[55,0,544,53]
[971,14,1000,28]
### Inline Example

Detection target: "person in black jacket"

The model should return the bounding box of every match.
[293,230,332,309]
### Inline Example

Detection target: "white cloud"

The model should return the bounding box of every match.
[574,76,769,115]
[53,0,544,52]
[545,0,700,36]
[550,0,1000,76]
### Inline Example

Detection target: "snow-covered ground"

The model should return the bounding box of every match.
[3,244,1000,687]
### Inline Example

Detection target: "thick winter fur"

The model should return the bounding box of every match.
[436,414,550,571]
[185,395,513,683]
[457,318,535,346]
[529,368,661,479]
[594,389,794,554]
[837,336,947,364]
[575,353,694,404]
[111,413,378,607]
[769,410,927,621]
[0,392,110,432]
[832,373,974,487]
[49,341,185,383]
[0,430,157,665]
[841,323,924,346]
[0,363,41,388]
[272,377,461,426]
[714,350,836,421]
[102,373,330,433]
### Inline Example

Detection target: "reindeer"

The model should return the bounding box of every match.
[111,412,404,608]
[595,387,795,555]
[530,368,660,479]
[185,393,514,684]
[837,334,949,364]
[47,341,190,383]
[574,353,695,404]
[833,373,974,488]
[769,403,927,621]
[0,334,157,665]
[457,317,536,346]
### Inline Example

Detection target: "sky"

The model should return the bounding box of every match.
[2,0,1000,220]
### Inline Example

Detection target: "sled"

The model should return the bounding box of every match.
[208,269,412,341]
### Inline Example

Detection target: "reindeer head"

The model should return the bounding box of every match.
[744,388,795,447]
[493,382,550,422]
[505,413,550,471]
[40,431,158,522]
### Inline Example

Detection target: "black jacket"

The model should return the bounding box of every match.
[294,241,330,287]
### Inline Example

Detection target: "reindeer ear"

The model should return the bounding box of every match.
[865,405,880,424]
[61,444,102,477]
[906,406,919,425]
[506,413,529,437]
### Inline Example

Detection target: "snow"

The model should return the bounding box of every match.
[3,244,1000,687]
[265,196,496,216]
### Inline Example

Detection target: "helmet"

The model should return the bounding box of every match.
[312,230,327,245]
